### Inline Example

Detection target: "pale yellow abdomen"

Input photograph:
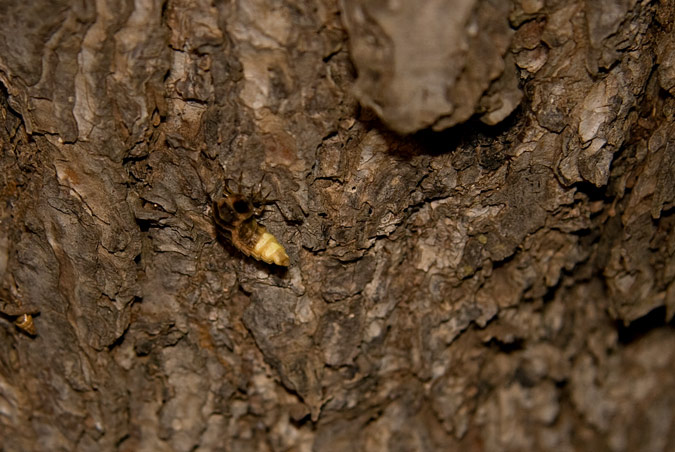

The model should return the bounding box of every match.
[253,231,290,266]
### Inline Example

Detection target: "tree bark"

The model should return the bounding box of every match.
[1,0,674,451]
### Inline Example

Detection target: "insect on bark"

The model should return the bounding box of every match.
[14,313,36,335]
[212,178,290,267]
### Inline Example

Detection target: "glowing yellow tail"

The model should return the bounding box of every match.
[253,230,290,266]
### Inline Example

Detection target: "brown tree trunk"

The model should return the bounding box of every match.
[1,0,674,451]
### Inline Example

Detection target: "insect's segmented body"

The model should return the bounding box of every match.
[213,184,290,267]
[14,313,36,335]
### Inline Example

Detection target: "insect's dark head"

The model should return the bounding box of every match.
[212,175,272,232]
[231,197,253,216]
[213,191,257,232]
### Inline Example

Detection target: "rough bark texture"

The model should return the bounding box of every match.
[1,0,674,451]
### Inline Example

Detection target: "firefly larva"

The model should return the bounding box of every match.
[213,181,290,267]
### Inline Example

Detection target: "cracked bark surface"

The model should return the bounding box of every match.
[1,0,674,451]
